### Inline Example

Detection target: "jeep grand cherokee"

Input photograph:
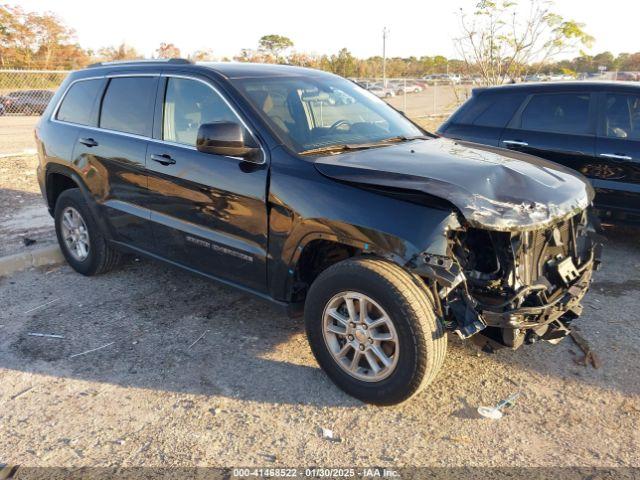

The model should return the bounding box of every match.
[35,59,601,405]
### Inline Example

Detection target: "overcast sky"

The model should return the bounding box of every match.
[12,0,640,59]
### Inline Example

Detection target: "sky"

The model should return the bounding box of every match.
[12,0,640,59]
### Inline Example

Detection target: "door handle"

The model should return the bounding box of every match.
[503,140,529,147]
[78,137,98,147]
[599,153,632,161]
[150,154,176,166]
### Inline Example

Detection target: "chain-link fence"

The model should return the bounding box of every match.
[352,77,473,123]
[0,70,70,117]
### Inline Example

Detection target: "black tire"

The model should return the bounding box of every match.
[304,257,447,405]
[54,188,121,276]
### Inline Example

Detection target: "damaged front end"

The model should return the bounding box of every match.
[414,211,602,349]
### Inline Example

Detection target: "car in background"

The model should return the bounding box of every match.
[368,86,396,98]
[0,89,54,115]
[438,81,640,223]
[422,74,461,85]
[391,81,424,95]
[617,72,639,82]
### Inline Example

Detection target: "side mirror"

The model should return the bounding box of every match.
[196,122,261,162]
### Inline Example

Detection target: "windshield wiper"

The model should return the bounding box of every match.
[299,135,430,156]
[299,144,374,156]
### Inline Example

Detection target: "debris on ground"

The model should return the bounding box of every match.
[209,407,221,416]
[22,237,36,246]
[477,392,521,420]
[318,427,342,443]
[27,333,65,339]
[23,298,60,314]
[259,453,277,463]
[187,330,208,350]
[69,342,115,359]
[570,327,602,369]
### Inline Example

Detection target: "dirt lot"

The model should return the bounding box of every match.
[0,116,39,155]
[0,154,55,257]
[0,228,639,469]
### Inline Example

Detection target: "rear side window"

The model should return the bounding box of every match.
[452,92,525,128]
[100,77,156,136]
[602,93,640,140]
[56,79,102,125]
[520,93,591,135]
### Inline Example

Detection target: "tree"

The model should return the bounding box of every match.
[190,48,215,62]
[0,4,88,68]
[328,48,358,77]
[96,43,140,61]
[455,0,594,85]
[258,34,293,59]
[155,42,181,59]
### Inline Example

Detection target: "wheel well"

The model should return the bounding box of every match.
[291,239,361,302]
[46,172,78,211]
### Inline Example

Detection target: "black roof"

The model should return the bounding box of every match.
[81,59,336,80]
[476,81,640,94]
[199,62,336,79]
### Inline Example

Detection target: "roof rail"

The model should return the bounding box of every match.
[87,58,192,68]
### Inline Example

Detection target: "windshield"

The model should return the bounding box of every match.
[232,74,424,153]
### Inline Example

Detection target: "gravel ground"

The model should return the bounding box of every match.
[0,229,638,469]
[0,154,55,257]
[0,116,39,155]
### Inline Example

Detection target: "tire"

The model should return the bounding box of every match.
[54,188,121,276]
[304,257,447,405]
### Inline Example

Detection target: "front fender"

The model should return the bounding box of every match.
[266,151,460,301]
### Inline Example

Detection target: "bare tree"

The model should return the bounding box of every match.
[455,0,594,86]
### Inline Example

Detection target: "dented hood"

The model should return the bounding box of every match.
[313,137,594,231]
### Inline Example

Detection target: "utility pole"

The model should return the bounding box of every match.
[382,27,389,87]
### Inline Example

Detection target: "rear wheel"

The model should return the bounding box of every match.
[304,257,447,405]
[54,188,121,276]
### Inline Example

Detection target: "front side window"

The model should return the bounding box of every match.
[56,79,102,125]
[233,75,423,153]
[520,93,591,135]
[603,93,640,140]
[99,77,156,136]
[162,77,244,146]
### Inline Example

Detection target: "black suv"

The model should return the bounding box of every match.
[438,82,640,223]
[36,60,600,405]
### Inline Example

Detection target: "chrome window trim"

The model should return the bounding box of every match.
[51,72,267,164]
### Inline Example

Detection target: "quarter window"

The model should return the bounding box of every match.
[162,77,243,146]
[520,93,591,135]
[454,93,526,128]
[602,93,640,140]
[56,79,102,126]
[99,77,156,136]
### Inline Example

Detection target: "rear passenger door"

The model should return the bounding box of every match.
[145,74,269,292]
[594,91,640,215]
[499,91,597,175]
[438,91,526,146]
[72,74,158,248]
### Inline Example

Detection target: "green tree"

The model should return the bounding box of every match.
[258,34,293,59]
[455,0,594,85]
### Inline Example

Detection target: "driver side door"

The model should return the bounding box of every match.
[145,74,270,293]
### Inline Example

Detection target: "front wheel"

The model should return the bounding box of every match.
[304,257,447,405]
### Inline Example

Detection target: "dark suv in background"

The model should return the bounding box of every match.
[0,89,54,115]
[439,82,640,223]
[36,60,599,405]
